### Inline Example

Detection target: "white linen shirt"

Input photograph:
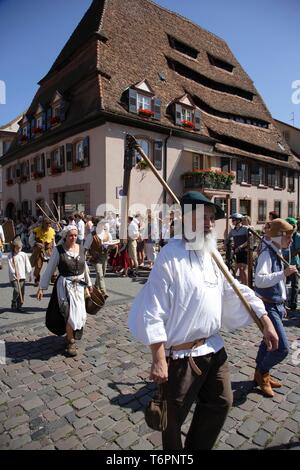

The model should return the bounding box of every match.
[254,240,286,300]
[128,239,267,358]
[8,252,32,281]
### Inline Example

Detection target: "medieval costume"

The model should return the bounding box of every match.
[84,222,112,297]
[254,218,295,397]
[0,223,5,269]
[29,218,56,285]
[128,191,277,450]
[39,225,92,354]
[8,237,32,312]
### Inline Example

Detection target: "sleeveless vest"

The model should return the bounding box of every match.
[255,244,283,303]
[57,244,85,277]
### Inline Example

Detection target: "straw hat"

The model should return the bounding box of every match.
[268,218,294,238]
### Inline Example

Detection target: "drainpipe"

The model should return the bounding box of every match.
[163,130,172,205]
[297,173,300,217]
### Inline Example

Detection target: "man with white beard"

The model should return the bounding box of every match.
[128,191,278,450]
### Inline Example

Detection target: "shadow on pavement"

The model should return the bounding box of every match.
[231,380,255,406]
[0,282,12,289]
[265,441,300,450]
[108,380,156,411]
[4,336,66,363]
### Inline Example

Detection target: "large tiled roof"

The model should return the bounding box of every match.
[4,0,299,171]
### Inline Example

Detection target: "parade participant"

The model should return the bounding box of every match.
[128,216,140,277]
[0,222,5,270]
[254,218,296,397]
[282,217,300,313]
[75,214,85,245]
[226,213,249,285]
[84,221,112,298]
[29,217,56,286]
[8,237,32,312]
[128,191,278,450]
[37,225,93,357]
[269,211,279,222]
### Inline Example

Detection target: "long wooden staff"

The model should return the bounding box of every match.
[248,227,300,279]
[45,202,62,230]
[12,256,24,305]
[52,200,60,222]
[35,202,56,225]
[129,135,264,333]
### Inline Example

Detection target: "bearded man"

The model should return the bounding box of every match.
[128,191,278,450]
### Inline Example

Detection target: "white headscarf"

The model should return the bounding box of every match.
[59,224,78,241]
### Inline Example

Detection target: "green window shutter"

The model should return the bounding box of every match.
[154,141,163,171]
[60,146,65,172]
[128,89,138,114]
[66,143,73,171]
[152,98,161,120]
[46,153,51,176]
[83,137,90,167]
[194,109,201,130]
[175,103,182,125]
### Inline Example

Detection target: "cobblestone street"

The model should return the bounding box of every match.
[0,258,300,450]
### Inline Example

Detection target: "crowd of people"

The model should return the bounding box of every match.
[0,196,299,450]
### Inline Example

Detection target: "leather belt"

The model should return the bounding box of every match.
[171,338,206,351]
[170,338,207,377]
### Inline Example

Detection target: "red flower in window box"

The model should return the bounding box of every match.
[138,108,154,117]
[33,171,44,179]
[33,127,43,135]
[181,120,194,129]
[52,167,62,174]
[6,179,14,186]
[50,116,60,125]
[21,175,28,182]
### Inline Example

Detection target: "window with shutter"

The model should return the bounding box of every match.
[66,144,73,171]
[152,98,161,120]
[230,198,237,215]
[47,154,52,176]
[83,137,90,167]
[129,89,138,114]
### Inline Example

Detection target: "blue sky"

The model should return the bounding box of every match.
[0,0,299,127]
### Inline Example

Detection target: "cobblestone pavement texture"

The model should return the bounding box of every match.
[0,257,300,450]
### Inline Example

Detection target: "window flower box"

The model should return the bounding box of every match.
[6,179,14,186]
[32,127,43,135]
[50,116,60,125]
[21,135,28,142]
[75,160,85,168]
[33,171,44,179]
[52,167,62,174]
[181,169,235,190]
[138,108,154,117]
[181,120,194,129]
[21,175,28,183]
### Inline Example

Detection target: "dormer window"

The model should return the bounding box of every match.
[48,91,66,127]
[172,94,201,130]
[127,80,161,120]
[32,104,45,136]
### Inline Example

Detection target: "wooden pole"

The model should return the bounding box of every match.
[131,134,264,332]
[35,202,56,226]
[52,199,60,221]
[45,202,62,230]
